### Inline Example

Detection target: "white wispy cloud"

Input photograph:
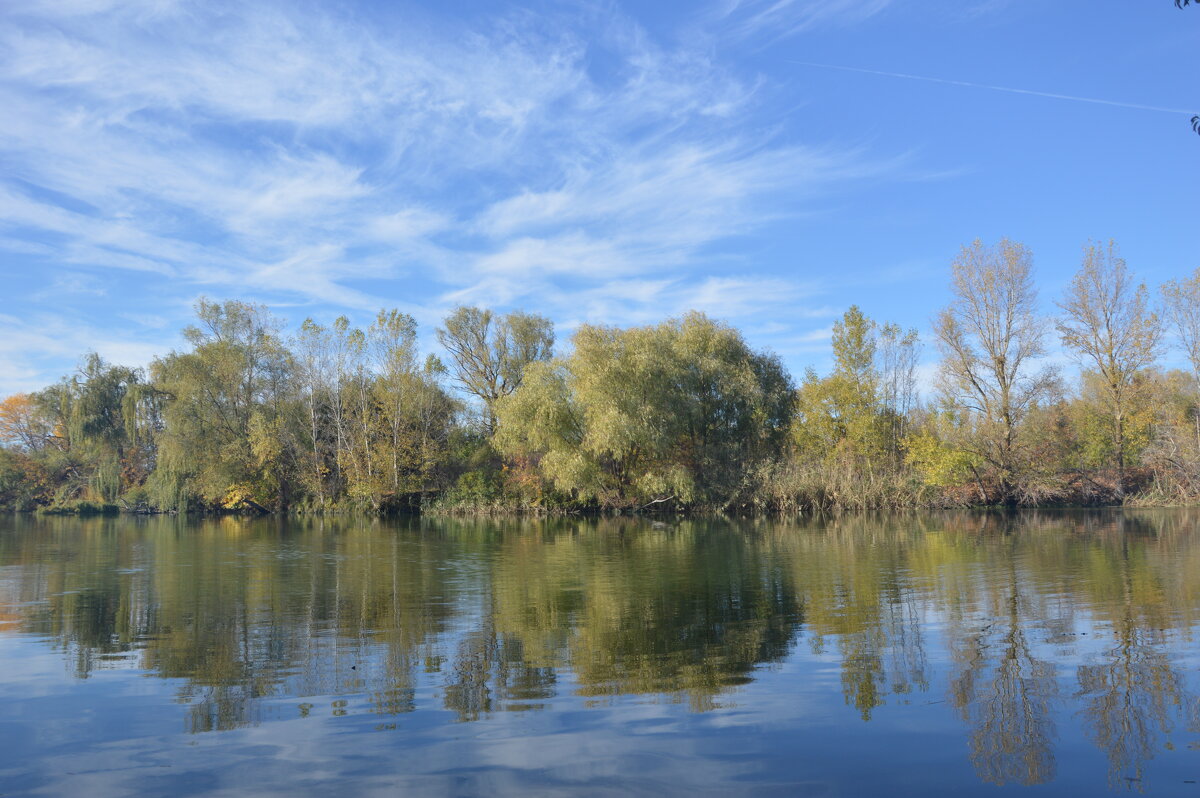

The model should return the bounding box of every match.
[0,313,173,393]
[35,273,108,299]
[0,0,896,392]
[708,0,894,44]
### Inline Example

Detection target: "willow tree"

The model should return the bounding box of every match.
[495,312,793,509]
[934,239,1054,504]
[151,299,294,511]
[28,354,157,502]
[436,307,554,434]
[1057,241,1162,499]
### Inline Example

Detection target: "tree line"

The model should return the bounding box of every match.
[3,238,1200,513]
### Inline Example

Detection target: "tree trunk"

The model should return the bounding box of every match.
[1115,408,1127,502]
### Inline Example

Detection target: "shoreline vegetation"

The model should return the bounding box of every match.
[4,238,1200,517]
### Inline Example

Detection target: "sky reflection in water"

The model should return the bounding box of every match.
[1,510,1199,796]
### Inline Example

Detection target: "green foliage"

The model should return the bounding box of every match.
[905,417,980,489]
[444,470,503,506]
[496,312,793,508]
[89,456,121,503]
[20,353,158,506]
[792,307,909,497]
[151,299,294,510]
[36,499,120,515]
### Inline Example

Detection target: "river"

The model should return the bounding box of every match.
[1,510,1198,795]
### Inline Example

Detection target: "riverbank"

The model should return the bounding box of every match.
[17,487,1198,517]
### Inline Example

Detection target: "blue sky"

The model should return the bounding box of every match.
[0,0,1196,395]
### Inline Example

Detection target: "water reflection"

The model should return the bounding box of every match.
[1,510,1199,792]
[949,554,1058,787]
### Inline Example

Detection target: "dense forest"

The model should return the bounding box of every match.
[3,238,1200,515]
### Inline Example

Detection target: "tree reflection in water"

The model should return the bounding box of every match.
[0,510,1197,788]
[1072,514,1198,791]
[949,552,1058,787]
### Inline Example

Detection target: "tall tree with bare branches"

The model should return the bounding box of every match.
[1161,269,1200,386]
[436,307,555,434]
[934,238,1054,503]
[1057,241,1162,499]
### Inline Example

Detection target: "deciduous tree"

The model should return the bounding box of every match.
[496,312,792,508]
[1161,268,1200,386]
[437,307,554,434]
[1056,241,1162,498]
[934,238,1054,503]
[151,299,294,510]
[0,394,53,452]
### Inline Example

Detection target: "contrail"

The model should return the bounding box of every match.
[787,61,1195,115]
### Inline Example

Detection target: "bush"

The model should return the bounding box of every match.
[0,449,52,511]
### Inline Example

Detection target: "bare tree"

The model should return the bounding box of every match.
[1159,269,1200,475]
[436,307,554,434]
[1161,268,1200,386]
[935,239,1054,503]
[878,323,921,467]
[294,318,335,506]
[1056,241,1162,499]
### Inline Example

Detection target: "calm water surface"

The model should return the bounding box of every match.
[2,510,1199,796]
